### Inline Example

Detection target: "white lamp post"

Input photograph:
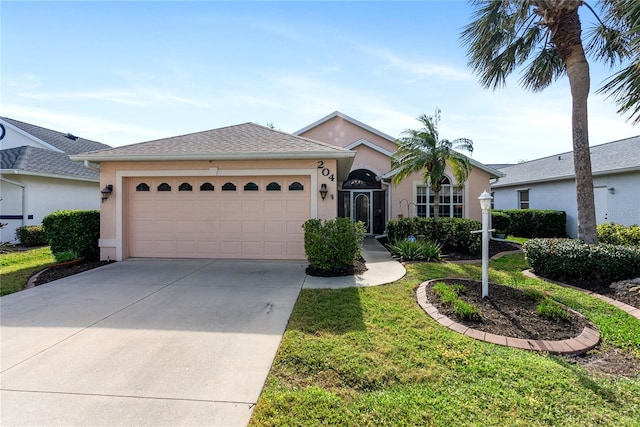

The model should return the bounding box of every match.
[478,190,493,298]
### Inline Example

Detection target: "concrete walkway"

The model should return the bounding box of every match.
[1,240,405,426]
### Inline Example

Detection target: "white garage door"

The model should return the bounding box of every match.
[128,176,310,259]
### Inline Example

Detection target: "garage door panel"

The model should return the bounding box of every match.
[128,176,309,260]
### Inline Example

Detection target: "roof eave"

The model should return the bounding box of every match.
[0,169,100,182]
[492,165,640,188]
[70,151,357,162]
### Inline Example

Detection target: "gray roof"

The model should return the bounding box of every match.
[2,117,110,154]
[493,135,640,188]
[72,122,355,161]
[1,146,100,180]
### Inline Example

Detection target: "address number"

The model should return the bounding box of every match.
[317,161,335,181]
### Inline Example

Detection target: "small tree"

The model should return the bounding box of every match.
[391,110,473,228]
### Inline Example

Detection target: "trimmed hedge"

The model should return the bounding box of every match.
[42,210,100,261]
[15,225,48,247]
[523,238,640,287]
[491,211,511,235]
[387,217,482,255]
[597,222,640,246]
[495,210,566,238]
[303,218,366,273]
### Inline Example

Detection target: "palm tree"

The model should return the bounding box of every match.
[461,0,634,244]
[391,111,473,221]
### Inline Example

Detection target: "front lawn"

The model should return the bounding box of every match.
[0,246,54,296]
[250,254,640,426]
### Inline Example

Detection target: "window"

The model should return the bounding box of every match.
[244,182,259,191]
[518,190,529,209]
[266,182,281,191]
[415,176,463,218]
[136,183,150,192]
[289,182,304,191]
[200,182,214,191]
[222,182,236,191]
[178,182,192,191]
[157,183,171,192]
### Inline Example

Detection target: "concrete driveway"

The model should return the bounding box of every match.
[1,259,306,427]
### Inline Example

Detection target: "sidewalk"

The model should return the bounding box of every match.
[303,237,406,289]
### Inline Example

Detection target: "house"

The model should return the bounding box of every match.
[72,113,502,261]
[0,117,110,243]
[491,135,640,237]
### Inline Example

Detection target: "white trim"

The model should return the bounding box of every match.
[98,238,116,247]
[113,167,317,261]
[0,169,100,183]
[345,138,394,157]
[0,119,65,153]
[71,151,355,162]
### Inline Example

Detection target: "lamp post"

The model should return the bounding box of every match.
[478,190,493,298]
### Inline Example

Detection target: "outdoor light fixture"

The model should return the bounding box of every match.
[478,190,493,298]
[319,183,328,200]
[608,187,615,195]
[101,184,113,203]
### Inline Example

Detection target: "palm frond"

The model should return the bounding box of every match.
[519,46,565,91]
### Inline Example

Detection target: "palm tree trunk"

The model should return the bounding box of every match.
[552,8,598,244]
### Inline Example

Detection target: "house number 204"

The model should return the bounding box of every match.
[317,161,335,181]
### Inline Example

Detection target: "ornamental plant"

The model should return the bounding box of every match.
[303,218,366,274]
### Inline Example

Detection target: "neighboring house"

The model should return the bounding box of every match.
[491,135,640,238]
[0,117,110,243]
[73,112,502,261]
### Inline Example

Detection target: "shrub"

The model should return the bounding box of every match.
[53,250,80,263]
[14,225,48,247]
[491,211,511,236]
[597,222,640,246]
[536,298,571,322]
[523,238,640,286]
[388,239,441,261]
[42,210,100,261]
[495,210,566,238]
[455,300,482,321]
[433,282,481,321]
[303,218,366,273]
[387,217,482,255]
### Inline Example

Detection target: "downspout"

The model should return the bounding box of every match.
[83,160,100,173]
[1,176,28,228]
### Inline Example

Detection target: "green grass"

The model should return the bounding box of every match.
[506,236,529,245]
[250,253,640,426]
[0,247,54,296]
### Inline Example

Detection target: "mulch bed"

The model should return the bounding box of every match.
[441,239,522,261]
[423,278,589,341]
[33,260,113,286]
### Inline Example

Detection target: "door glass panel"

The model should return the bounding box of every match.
[353,192,371,233]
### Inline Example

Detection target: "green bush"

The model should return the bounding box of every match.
[495,210,566,238]
[42,210,100,261]
[53,250,80,263]
[388,239,441,261]
[491,211,511,236]
[15,225,48,247]
[303,218,366,273]
[523,238,640,287]
[387,217,482,255]
[597,222,640,246]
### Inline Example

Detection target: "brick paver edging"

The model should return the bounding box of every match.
[522,269,640,321]
[415,279,600,355]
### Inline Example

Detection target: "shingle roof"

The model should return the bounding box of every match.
[1,146,100,180]
[72,122,355,161]
[2,117,110,154]
[493,135,640,188]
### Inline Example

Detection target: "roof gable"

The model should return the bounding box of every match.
[1,145,100,181]
[294,111,396,142]
[493,135,640,187]
[345,138,394,157]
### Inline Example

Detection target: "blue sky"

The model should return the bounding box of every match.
[2,1,637,164]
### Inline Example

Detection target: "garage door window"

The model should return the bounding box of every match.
[267,182,281,191]
[179,183,193,191]
[222,182,236,191]
[158,183,171,191]
[244,182,259,191]
[289,182,304,191]
[136,183,150,192]
[200,182,214,191]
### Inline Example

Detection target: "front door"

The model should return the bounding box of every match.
[353,191,372,233]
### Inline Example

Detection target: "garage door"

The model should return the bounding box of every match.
[128,176,310,259]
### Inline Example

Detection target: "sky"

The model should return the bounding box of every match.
[2,1,637,165]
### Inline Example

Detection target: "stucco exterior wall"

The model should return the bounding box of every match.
[0,175,100,243]
[492,171,640,238]
[300,116,397,153]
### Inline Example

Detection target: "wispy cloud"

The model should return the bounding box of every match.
[18,90,145,106]
[6,74,42,90]
[155,95,213,108]
[365,47,471,81]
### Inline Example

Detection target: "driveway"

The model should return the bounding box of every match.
[1,259,306,427]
